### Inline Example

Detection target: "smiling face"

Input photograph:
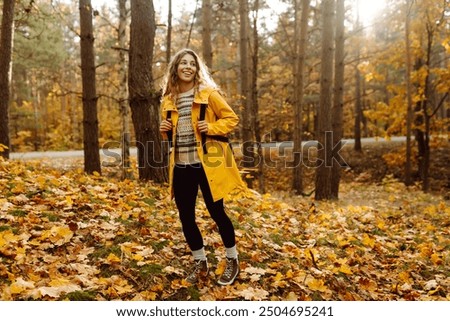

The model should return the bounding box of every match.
[176,53,197,92]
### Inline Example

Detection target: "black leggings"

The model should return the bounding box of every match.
[173,163,236,251]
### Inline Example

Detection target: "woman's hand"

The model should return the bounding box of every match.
[197,120,209,133]
[160,119,173,133]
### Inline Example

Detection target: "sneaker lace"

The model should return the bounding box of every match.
[191,261,203,275]
[222,258,234,278]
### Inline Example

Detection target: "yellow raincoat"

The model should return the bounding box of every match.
[160,87,245,202]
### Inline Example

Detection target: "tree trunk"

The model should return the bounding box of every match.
[353,4,362,152]
[413,61,426,182]
[292,0,310,195]
[166,0,172,64]
[331,0,345,199]
[315,0,334,201]
[0,0,15,159]
[202,0,213,68]
[79,0,101,174]
[239,0,254,187]
[404,0,413,186]
[251,0,264,193]
[118,0,132,180]
[129,0,167,183]
[417,21,434,192]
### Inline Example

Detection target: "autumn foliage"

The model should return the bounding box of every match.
[1,156,448,301]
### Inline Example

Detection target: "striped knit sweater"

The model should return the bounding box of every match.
[174,88,201,165]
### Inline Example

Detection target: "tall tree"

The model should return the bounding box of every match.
[250,0,264,192]
[0,0,15,159]
[79,0,101,174]
[412,0,449,192]
[201,0,213,68]
[292,0,310,195]
[353,1,362,152]
[118,0,132,179]
[330,0,345,198]
[239,0,254,187]
[129,0,167,183]
[166,0,172,64]
[315,0,335,200]
[404,0,413,186]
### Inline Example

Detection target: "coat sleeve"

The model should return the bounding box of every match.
[160,97,169,141]
[206,91,239,136]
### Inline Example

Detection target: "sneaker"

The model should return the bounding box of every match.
[218,257,240,285]
[185,259,209,284]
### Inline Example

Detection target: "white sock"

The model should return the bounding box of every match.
[192,248,207,261]
[225,245,238,259]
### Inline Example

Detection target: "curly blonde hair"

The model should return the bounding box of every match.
[161,48,219,100]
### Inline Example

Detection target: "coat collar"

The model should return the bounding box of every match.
[194,86,214,104]
[162,86,215,112]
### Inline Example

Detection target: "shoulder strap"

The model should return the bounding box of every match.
[166,110,173,147]
[199,103,207,121]
[200,104,208,154]
[199,103,233,155]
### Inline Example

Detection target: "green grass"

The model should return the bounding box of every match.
[113,234,135,245]
[138,263,163,278]
[43,212,59,222]
[8,209,27,217]
[151,240,169,251]
[269,232,284,246]
[90,245,122,260]
[142,197,156,207]
[0,225,11,232]
[63,290,97,301]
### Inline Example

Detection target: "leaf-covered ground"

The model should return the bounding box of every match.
[0,157,449,301]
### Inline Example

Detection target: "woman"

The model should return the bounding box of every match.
[159,49,245,285]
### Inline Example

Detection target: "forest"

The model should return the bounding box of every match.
[0,0,449,302]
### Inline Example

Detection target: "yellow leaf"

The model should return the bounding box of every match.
[339,264,353,275]
[0,230,19,247]
[376,220,386,230]
[285,291,298,301]
[362,234,375,248]
[10,278,35,294]
[306,278,328,292]
[398,271,412,283]
[28,273,41,282]
[428,286,442,296]
[430,253,442,265]
[114,283,134,295]
[273,272,283,282]
[150,283,164,292]
[418,243,433,257]
[36,176,47,189]
[106,253,121,264]
[132,254,144,261]
[40,226,74,245]
[65,196,73,207]
[11,182,25,194]
[49,278,71,287]
[365,72,374,82]
[285,270,294,279]
[139,291,158,301]
[56,226,73,242]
